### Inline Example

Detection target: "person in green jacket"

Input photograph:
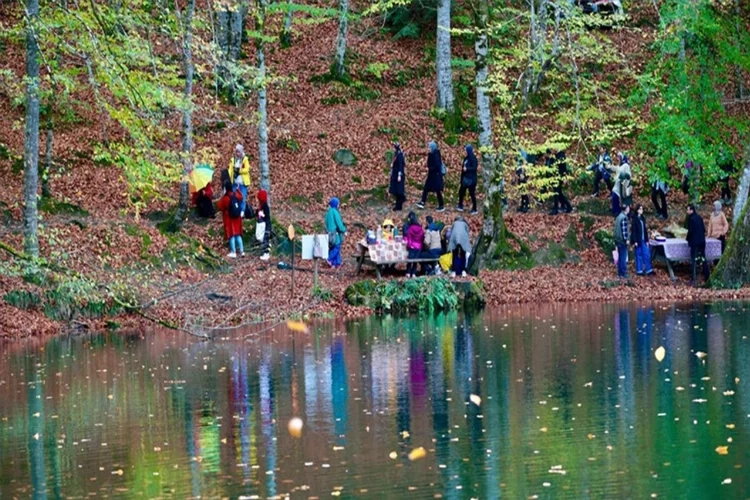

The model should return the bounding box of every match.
[325,197,347,268]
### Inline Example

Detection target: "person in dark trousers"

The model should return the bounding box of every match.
[589,145,613,197]
[686,204,709,285]
[516,152,533,212]
[549,149,573,215]
[416,141,445,212]
[448,216,471,277]
[613,204,630,278]
[457,144,478,214]
[257,189,271,261]
[422,215,443,275]
[193,184,216,219]
[404,212,424,278]
[651,177,669,220]
[389,142,406,211]
[630,204,654,276]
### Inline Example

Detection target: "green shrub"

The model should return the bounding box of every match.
[3,290,42,310]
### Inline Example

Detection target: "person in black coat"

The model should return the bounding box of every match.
[686,204,709,285]
[457,144,478,214]
[417,141,445,212]
[389,142,406,211]
[549,149,573,215]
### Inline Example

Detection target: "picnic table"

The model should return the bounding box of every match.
[649,238,722,281]
[355,238,440,280]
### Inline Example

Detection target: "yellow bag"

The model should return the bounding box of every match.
[439,252,452,272]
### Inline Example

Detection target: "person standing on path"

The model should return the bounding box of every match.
[416,141,445,212]
[707,200,729,253]
[389,142,406,211]
[630,204,654,276]
[589,145,613,197]
[229,144,251,217]
[325,197,347,269]
[457,144,478,214]
[613,204,631,278]
[651,176,669,220]
[256,189,271,261]
[217,180,245,258]
[550,149,573,214]
[611,152,632,216]
[686,204,709,285]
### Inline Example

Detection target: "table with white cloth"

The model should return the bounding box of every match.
[648,238,722,281]
[355,238,439,279]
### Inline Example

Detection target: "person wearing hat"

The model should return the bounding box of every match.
[389,143,406,211]
[381,218,396,241]
[325,197,347,269]
[229,144,251,216]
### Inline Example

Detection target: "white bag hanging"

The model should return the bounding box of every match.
[255,221,266,242]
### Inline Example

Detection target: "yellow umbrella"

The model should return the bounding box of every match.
[188,164,214,194]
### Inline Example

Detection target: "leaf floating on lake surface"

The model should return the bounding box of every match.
[722,478,732,485]
[286,321,309,333]
[408,447,426,461]
[655,346,666,362]
[715,446,729,455]
[287,417,304,438]
[695,351,707,360]
[389,451,397,460]
[723,390,735,396]
[469,394,482,406]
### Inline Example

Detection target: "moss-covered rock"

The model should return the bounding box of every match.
[333,148,357,166]
[594,229,615,258]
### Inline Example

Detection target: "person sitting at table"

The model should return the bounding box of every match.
[448,216,471,278]
[686,204,709,285]
[422,215,443,275]
[630,204,654,276]
[381,218,396,241]
[404,212,424,278]
[707,200,729,252]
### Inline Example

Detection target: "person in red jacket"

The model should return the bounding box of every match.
[216,180,244,258]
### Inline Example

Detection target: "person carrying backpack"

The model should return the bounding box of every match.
[217,180,244,258]
[325,197,347,269]
[229,144,252,217]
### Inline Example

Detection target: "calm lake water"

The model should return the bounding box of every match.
[1,302,749,499]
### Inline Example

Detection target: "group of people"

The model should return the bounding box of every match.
[613,201,730,284]
[399,212,472,278]
[389,141,480,215]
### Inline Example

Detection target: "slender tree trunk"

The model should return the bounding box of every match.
[23,0,40,257]
[168,0,195,232]
[257,0,270,192]
[334,0,349,78]
[435,0,454,111]
[711,147,750,288]
[41,128,52,198]
[734,0,745,99]
[281,0,294,47]
[215,1,243,103]
[469,0,503,273]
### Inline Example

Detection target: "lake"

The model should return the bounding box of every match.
[1,302,748,498]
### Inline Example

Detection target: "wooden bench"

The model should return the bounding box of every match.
[355,255,440,280]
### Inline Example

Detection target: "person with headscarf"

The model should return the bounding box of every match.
[448,216,471,277]
[325,197,347,269]
[550,149,572,214]
[404,211,424,278]
[228,144,251,217]
[629,204,654,276]
[457,144,478,214]
[422,215,443,275]
[707,200,729,252]
[686,204,709,285]
[611,151,632,216]
[389,142,406,211]
[416,141,445,212]
[256,189,271,261]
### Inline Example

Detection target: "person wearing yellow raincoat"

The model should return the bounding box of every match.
[228,144,251,216]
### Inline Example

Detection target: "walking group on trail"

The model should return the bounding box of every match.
[190,138,736,284]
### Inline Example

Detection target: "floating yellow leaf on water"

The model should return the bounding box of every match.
[108,394,114,400]
[287,417,304,438]
[33,433,40,440]
[655,346,666,362]
[695,351,707,359]
[408,447,426,461]
[221,438,227,444]
[401,430,410,439]
[587,433,596,440]
[469,394,482,406]
[389,451,398,460]
[112,469,124,476]
[286,321,309,333]
[722,478,732,485]
[540,427,548,433]
[726,424,735,429]
[716,446,729,455]
[723,390,735,396]
[735,377,740,384]
[583,381,593,387]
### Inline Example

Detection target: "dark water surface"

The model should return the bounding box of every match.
[1,302,749,499]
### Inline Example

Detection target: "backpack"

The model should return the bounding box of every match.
[228,192,242,218]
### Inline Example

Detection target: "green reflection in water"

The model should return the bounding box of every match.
[0,302,748,498]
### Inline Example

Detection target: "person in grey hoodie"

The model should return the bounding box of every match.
[448,216,471,277]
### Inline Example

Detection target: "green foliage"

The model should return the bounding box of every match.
[3,290,42,310]
[38,197,89,217]
[345,277,466,313]
[632,0,750,196]
[312,285,333,302]
[594,229,615,257]
[365,62,390,81]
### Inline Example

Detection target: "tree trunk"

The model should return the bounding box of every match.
[23,0,40,257]
[468,0,503,273]
[257,0,271,192]
[731,148,750,226]
[281,0,294,47]
[734,0,745,99]
[167,0,195,232]
[435,0,454,111]
[41,128,52,198]
[333,0,349,78]
[711,163,750,288]
[215,1,243,103]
